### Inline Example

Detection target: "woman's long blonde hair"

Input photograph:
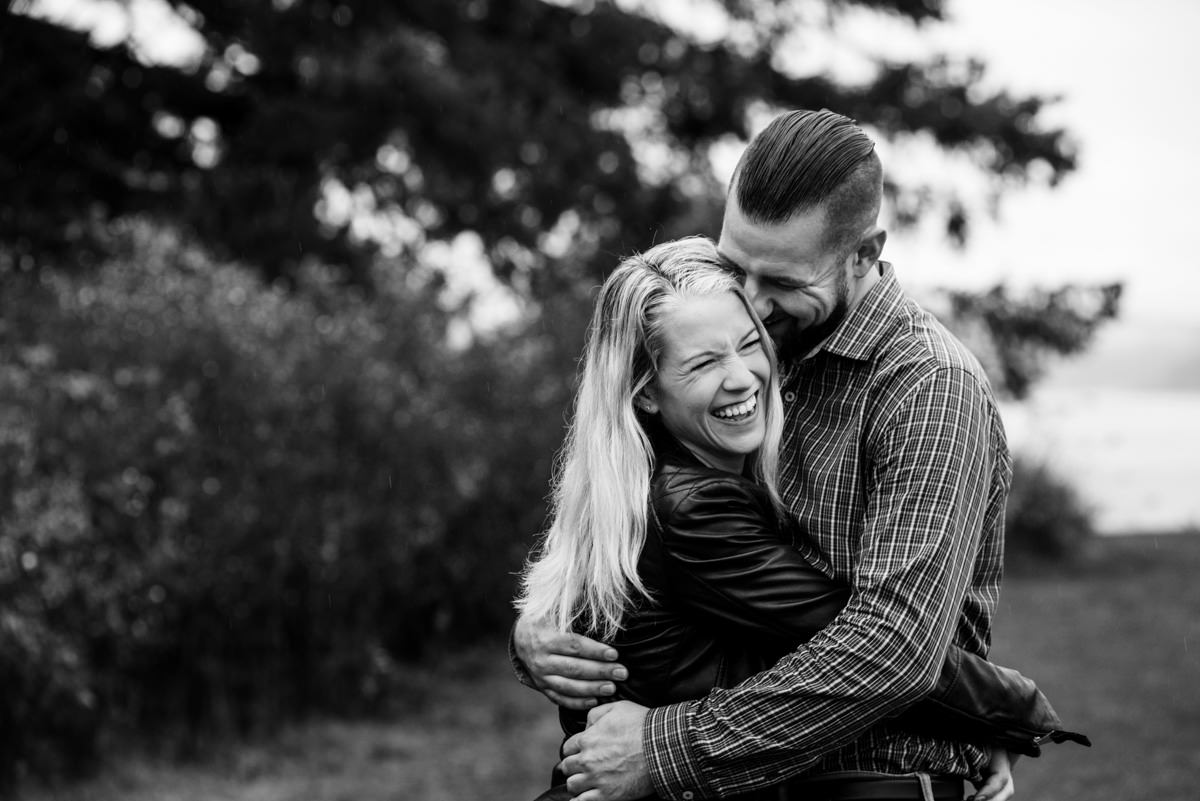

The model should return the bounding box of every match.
[515,236,786,640]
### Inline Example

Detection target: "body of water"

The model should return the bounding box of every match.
[1000,387,1200,534]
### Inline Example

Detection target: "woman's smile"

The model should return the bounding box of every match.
[712,391,759,422]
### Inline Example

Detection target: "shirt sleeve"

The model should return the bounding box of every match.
[656,478,849,644]
[645,367,997,800]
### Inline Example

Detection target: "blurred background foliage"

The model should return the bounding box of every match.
[1,0,1115,786]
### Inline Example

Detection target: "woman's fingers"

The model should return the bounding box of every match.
[970,746,1014,801]
[971,767,1014,801]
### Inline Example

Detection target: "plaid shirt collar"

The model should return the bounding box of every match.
[784,261,903,370]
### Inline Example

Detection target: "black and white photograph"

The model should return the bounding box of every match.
[1,1,1195,799]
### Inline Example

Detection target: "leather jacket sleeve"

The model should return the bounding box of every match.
[655,474,1089,756]
[654,474,848,644]
[902,644,1091,756]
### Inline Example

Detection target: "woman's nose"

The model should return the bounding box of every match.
[723,354,756,390]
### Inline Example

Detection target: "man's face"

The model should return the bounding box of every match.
[718,199,855,361]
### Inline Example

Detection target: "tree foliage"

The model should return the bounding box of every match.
[946,282,1123,399]
[1005,456,1097,565]
[3,0,1078,284]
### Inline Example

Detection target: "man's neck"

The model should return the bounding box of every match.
[848,260,883,310]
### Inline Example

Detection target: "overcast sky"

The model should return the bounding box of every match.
[886,0,1200,389]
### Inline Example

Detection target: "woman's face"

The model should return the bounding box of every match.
[642,291,770,473]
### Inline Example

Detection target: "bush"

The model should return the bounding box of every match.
[0,613,99,789]
[0,224,576,774]
[1004,456,1096,564]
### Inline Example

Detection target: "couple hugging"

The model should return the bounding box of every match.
[512,109,1088,801]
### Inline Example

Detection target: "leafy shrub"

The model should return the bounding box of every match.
[0,224,575,772]
[1004,456,1096,563]
[0,613,99,788]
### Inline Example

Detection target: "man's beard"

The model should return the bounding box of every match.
[771,270,851,362]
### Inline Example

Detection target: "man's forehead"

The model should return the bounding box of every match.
[716,236,823,281]
[719,203,832,272]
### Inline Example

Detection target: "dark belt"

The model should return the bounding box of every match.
[780,771,963,801]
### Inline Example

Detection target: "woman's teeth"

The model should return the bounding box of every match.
[713,393,757,420]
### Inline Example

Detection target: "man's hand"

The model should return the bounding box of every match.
[559,701,653,801]
[514,614,627,709]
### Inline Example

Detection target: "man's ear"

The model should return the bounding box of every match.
[851,227,887,277]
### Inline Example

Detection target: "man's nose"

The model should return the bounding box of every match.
[742,275,770,317]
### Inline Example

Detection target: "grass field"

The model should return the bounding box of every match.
[17,533,1200,801]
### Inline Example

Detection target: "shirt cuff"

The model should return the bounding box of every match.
[644,701,713,801]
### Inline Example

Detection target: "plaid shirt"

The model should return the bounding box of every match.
[644,263,1012,799]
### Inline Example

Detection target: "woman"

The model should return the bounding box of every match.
[515,237,1086,801]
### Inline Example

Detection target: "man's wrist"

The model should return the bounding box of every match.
[643,701,713,800]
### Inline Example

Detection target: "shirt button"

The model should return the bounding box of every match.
[682,792,695,800]
[783,391,796,403]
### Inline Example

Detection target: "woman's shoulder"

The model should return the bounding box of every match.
[653,458,747,494]
[650,460,767,524]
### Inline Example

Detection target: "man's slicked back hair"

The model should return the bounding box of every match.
[734,109,882,253]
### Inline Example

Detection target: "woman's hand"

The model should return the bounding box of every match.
[513,614,627,709]
[970,748,1019,801]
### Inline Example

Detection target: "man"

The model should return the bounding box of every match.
[514,109,1012,801]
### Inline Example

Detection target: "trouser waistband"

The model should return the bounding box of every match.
[779,771,963,801]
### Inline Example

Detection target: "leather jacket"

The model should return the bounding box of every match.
[559,430,1088,758]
